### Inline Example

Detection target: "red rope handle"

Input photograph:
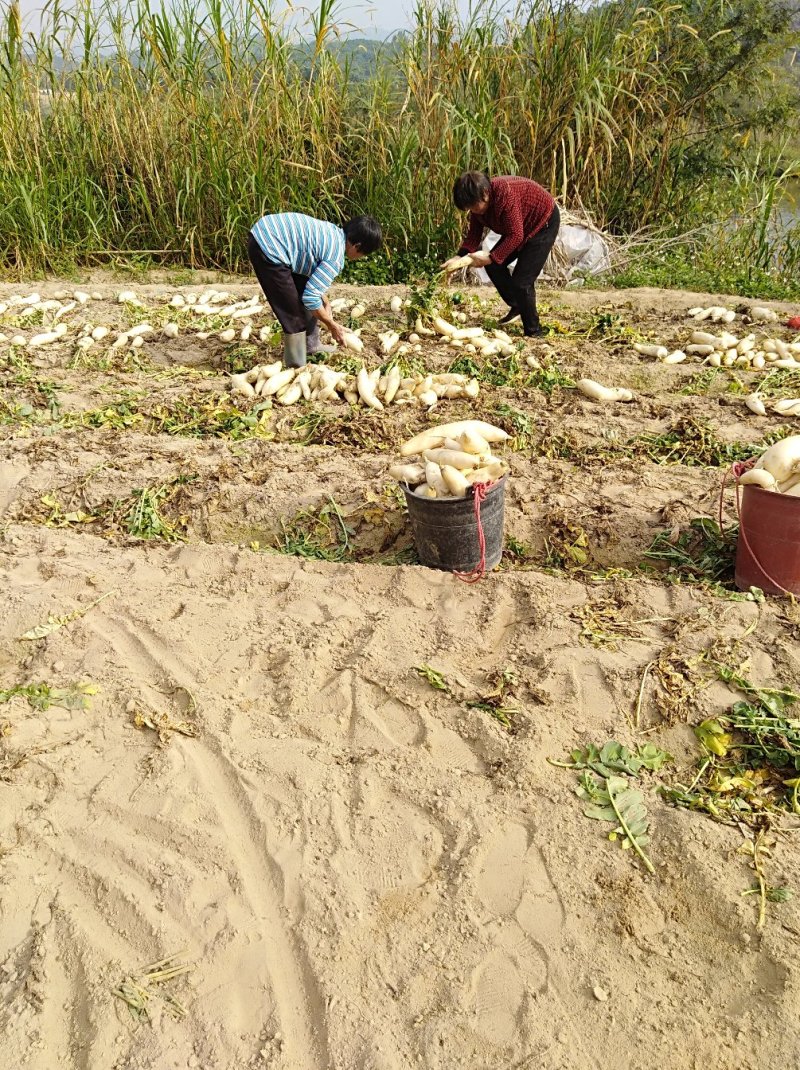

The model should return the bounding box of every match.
[720,460,795,598]
[454,481,492,583]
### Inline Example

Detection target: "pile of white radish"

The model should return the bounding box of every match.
[389,420,510,499]
[1,289,527,376]
[633,328,800,372]
[229,362,480,409]
[686,306,736,324]
[738,435,800,495]
[687,304,780,324]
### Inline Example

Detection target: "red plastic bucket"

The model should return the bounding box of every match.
[734,484,800,596]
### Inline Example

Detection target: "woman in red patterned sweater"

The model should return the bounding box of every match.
[442,171,560,337]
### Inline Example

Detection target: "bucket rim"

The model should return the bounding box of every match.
[739,482,800,506]
[400,473,507,505]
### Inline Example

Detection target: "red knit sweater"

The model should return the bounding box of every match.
[458,177,555,265]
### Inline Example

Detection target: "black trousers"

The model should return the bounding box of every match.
[485,205,560,334]
[247,233,316,335]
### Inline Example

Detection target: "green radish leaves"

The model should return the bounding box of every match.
[552,738,668,875]
[577,774,655,874]
[565,740,671,778]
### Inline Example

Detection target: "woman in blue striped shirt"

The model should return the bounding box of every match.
[248,213,382,367]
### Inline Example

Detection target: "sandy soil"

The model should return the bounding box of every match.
[2,275,800,1070]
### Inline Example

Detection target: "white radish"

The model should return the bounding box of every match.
[379,331,401,355]
[738,469,777,490]
[27,325,68,347]
[441,465,469,497]
[343,331,364,353]
[218,328,236,343]
[687,344,715,355]
[745,394,767,416]
[350,303,366,319]
[262,368,296,396]
[691,331,719,346]
[663,351,687,364]
[466,461,508,484]
[117,290,142,305]
[418,390,438,409]
[296,369,312,400]
[577,378,634,403]
[230,373,256,397]
[423,448,490,470]
[389,463,426,484]
[443,254,475,273]
[424,461,449,497]
[357,367,383,410]
[53,301,76,321]
[277,382,303,406]
[254,361,282,393]
[384,366,402,405]
[163,322,179,338]
[460,429,491,455]
[633,343,669,359]
[754,435,800,485]
[390,295,403,314]
[90,325,109,340]
[401,421,509,457]
[773,399,800,415]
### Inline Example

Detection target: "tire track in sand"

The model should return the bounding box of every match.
[185,738,331,1070]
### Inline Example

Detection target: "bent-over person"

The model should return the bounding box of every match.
[248,212,382,367]
[442,172,559,337]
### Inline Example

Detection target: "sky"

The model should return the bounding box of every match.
[11,0,480,36]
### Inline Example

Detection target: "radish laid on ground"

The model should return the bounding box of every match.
[356,367,383,410]
[745,393,767,416]
[577,379,634,403]
[343,330,364,353]
[230,373,256,397]
[634,343,669,359]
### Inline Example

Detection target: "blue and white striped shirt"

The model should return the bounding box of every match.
[251,213,346,311]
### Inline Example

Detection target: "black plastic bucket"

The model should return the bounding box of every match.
[401,477,507,572]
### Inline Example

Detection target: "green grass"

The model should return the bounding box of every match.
[0,0,798,291]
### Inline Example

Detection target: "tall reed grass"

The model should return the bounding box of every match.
[0,0,797,282]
